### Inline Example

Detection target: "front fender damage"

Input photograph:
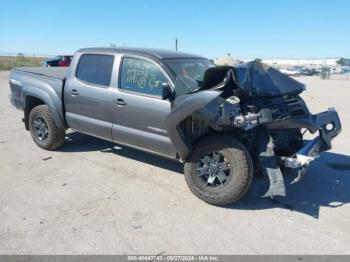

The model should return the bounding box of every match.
[166,91,289,198]
[165,90,222,159]
[166,61,342,198]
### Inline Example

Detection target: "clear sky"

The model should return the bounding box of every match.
[0,0,349,58]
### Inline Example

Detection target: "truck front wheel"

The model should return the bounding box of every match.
[184,135,254,206]
[28,105,65,150]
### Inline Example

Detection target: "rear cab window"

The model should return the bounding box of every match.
[119,57,168,97]
[76,54,114,86]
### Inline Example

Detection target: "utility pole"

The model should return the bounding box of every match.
[175,38,178,51]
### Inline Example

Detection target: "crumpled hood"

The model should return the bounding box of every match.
[197,60,306,99]
[233,60,305,97]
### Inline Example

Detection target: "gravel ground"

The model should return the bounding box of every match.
[0,71,349,254]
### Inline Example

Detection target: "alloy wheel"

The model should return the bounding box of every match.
[196,150,231,187]
[33,117,49,142]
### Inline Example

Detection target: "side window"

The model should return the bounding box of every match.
[120,57,168,96]
[76,54,114,86]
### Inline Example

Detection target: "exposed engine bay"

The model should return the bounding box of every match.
[166,60,341,197]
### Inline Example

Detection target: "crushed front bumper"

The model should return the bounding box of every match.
[260,108,341,197]
[284,108,341,183]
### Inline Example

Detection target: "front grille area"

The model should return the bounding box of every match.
[243,95,308,121]
[272,96,307,120]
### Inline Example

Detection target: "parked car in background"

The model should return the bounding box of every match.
[42,55,72,67]
[298,68,319,76]
[279,68,300,76]
[296,68,311,76]
[312,67,322,75]
[310,68,320,75]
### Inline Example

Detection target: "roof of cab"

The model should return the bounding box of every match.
[77,47,205,60]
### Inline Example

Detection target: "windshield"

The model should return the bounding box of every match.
[163,58,215,96]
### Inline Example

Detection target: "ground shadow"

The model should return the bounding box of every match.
[61,131,113,152]
[234,152,350,218]
[61,132,183,174]
[61,132,349,218]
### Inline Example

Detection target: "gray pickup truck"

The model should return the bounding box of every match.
[9,47,341,206]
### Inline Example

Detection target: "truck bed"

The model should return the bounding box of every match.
[13,67,68,80]
[9,67,68,117]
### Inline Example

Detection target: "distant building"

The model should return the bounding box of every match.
[337,58,350,66]
[238,57,350,67]
[214,53,242,66]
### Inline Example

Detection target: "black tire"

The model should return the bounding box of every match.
[28,105,65,150]
[184,135,254,206]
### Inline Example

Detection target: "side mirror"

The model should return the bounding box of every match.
[161,82,174,100]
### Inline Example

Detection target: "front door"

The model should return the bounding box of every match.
[112,56,177,159]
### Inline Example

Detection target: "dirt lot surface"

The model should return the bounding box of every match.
[0,70,349,254]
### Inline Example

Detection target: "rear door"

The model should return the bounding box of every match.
[111,55,177,159]
[64,53,117,140]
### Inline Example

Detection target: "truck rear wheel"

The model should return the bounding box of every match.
[28,105,65,150]
[184,135,254,206]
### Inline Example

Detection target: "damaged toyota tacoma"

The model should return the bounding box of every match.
[9,48,341,205]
